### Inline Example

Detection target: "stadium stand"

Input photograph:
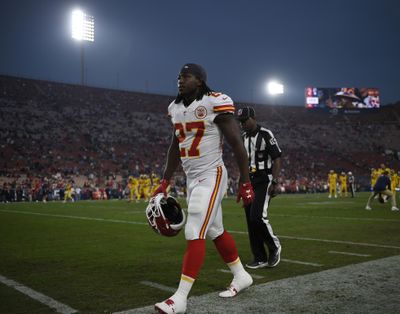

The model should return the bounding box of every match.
[1,75,399,201]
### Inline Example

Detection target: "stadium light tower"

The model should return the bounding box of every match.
[266,80,284,106]
[71,9,94,85]
[266,81,284,96]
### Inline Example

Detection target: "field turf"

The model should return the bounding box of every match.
[0,192,399,313]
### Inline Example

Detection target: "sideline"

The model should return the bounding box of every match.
[113,255,400,314]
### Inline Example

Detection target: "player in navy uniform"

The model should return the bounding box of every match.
[365,171,398,211]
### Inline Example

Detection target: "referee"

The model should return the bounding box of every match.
[236,106,282,269]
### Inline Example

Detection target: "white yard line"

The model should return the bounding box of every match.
[303,201,356,205]
[2,209,399,250]
[271,213,400,223]
[138,281,175,293]
[277,234,400,250]
[329,251,371,257]
[218,269,264,279]
[0,209,147,225]
[227,230,400,250]
[0,274,78,314]
[281,259,323,267]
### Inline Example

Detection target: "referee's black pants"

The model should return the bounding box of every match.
[244,179,280,262]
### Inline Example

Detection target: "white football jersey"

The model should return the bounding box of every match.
[168,92,235,178]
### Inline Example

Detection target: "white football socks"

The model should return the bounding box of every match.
[227,257,247,277]
[174,274,195,299]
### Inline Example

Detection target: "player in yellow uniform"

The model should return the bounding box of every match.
[63,181,74,203]
[151,173,160,195]
[339,172,348,197]
[397,171,400,189]
[137,174,145,201]
[377,163,391,175]
[328,170,337,198]
[370,168,379,191]
[127,176,139,202]
[390,169,398,196]
[141,174,152,201]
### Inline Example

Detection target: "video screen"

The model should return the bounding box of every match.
[305,87,380,109]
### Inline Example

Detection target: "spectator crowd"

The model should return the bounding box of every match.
[1,75,400,202]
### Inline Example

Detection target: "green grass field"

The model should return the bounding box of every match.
[1,193,399,314]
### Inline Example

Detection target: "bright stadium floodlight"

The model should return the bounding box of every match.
[71,9,94,85]
[267,81,284,95]
[71,10,94,42]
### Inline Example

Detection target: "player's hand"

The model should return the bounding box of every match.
[152,179,169,197]
[236,182,254,207]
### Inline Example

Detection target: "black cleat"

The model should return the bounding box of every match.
[267,246,281,267]
[245,260,268,269]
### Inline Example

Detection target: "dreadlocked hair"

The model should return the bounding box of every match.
[175,81,213,104]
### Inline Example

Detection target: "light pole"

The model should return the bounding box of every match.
[71,10,94,85]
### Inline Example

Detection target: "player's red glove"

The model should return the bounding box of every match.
[152,179,169,197]
[236,182,254,207]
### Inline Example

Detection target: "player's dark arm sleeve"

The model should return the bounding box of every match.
[215,113,250,184]
[162,130,181,181]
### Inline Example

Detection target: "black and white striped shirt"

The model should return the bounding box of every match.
[242,125,282,174]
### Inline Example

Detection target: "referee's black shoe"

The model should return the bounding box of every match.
[267,246,281,267]
[245,260,268,269]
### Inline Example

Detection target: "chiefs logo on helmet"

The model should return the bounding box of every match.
[145,193,186,237]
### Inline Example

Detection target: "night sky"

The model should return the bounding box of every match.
[1,0,399,106]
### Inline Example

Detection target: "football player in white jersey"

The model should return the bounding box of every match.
[153,63,255,314]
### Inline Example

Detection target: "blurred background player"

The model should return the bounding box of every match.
[152,63,254,314]
[339,172,348,197]
[127,176,139,202]
[348,171,355,198]
[41,177,49,203]
[63,180,74,203]
[377,164,391,202]
[151,173,160,195]
[397,171,400,190]
[390,169,398,199]
[137,174,145,202]
[377,163,391,175]
[370,168,379,191]
[365,171,398,211]
[328,170,337,198]
[142,174,152,202]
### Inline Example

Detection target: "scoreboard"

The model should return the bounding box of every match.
[305,87,380,109]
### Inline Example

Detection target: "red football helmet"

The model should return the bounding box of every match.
[146,193,186,237]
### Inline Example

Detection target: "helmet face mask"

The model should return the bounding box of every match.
[146,193,186,237]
